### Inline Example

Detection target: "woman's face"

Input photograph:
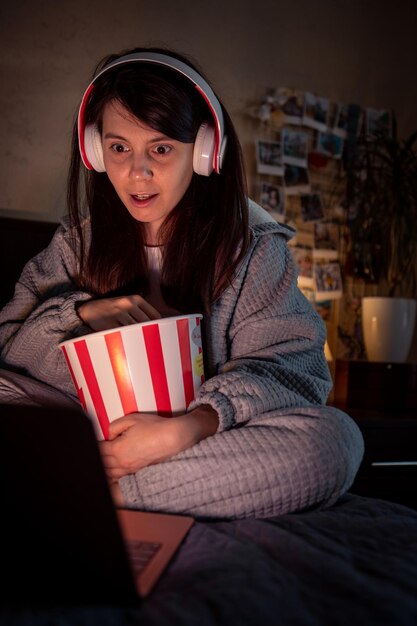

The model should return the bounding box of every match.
[101,100,194,244]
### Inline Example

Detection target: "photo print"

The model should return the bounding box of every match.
[291,246,314,290]
[256,139,284,175]
[313,260,343,300]
[299,286,315,304]
[284,164,310,195]
[332,104,349,139]
[316,131,344,159]
[282,128,309,167]
[300,192,324,222]
[274,87,304,125]
[302,92,329,132]
[314,298,333,322]
[290,228,314,248]
[366,108,391,138]
[260,182,285,220]
[313,221,339,259]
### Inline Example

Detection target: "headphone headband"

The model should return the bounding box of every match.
[78,51,226,174]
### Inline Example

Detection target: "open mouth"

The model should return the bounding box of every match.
[130,193,158,205]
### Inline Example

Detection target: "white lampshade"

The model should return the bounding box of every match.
[324,340,333,362]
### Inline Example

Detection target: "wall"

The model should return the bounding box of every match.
[1,0,416,222]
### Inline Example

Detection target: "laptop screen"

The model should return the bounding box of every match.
[0,404,139,608]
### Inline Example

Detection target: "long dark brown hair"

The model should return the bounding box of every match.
[67,47,249,314]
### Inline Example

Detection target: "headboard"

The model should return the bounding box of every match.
[0,216,58,309]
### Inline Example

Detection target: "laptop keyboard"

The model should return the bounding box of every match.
[126,540,162,574]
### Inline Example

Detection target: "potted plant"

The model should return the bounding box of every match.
[345,117,417,362]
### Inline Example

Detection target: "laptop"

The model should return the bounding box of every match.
[0,404,194,608]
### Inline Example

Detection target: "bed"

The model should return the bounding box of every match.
[3,493,417,625]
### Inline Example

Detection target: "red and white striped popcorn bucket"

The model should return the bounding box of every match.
[59,314,204,440]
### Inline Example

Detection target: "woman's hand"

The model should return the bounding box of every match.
[99,405,219,480]
[77,295,161,331]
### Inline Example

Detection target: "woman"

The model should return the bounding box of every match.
[0,47,364,519]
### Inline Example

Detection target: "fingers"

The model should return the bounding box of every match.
[77,294,162,331]
[99,441,125,479]
[100,436,141,480]
[99,295,161,325]
[107,414,137,438]
[128,294,161,321]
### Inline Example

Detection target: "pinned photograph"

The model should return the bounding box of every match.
[274,87,304,124]
[366,108,391,138]
[314,260,343,300]
[256,139,284,175]
[300,192,324,222]
[314,299,333,322]
[300,286,315,303]
[284,164,310,195]
[302,92,329,131]
[316,131,344,159]
[290,229,314,248]
[333,104,349,139]
[313,221,339,259]
[282,128,309,167]
[291,246,314,290]
[260,182,285,220]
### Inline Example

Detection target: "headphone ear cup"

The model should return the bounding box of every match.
[193,122,215,176]
[84,124,106,172]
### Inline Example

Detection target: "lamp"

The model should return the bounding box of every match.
[324,340,333,362]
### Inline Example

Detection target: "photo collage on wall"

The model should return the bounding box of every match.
[252,86,391,306]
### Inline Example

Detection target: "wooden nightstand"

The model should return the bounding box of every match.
[331,360,417,511]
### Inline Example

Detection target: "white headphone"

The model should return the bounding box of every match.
[78,51,227,176]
